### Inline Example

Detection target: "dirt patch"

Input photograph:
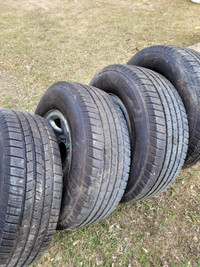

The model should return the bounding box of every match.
[189,42,200,52]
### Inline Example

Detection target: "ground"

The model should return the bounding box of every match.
[0,0,200,266]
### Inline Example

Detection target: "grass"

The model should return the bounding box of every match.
[0,0,200,266]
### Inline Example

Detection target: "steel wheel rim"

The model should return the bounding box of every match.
[45,109,72,175]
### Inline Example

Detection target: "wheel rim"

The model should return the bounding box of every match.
[45,109,72,175]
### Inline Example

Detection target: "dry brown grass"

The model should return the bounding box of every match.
[0,0,200,266]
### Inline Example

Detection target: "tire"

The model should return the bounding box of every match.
[90,64,189,202]
[35,81,131,229]
[0,109,63,267]
[127,45,200,168]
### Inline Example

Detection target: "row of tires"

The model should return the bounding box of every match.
[0,45,199,266]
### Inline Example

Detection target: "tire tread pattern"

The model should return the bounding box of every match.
[56,82,131,229]
[0,110,62,267]
[90,64,188,201]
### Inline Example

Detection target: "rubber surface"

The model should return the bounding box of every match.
[35,82,131,229]
[0,109,63,267]
[128,45,200,168]
[90,64,189,202]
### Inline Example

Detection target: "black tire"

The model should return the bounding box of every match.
[0,109,63,267]
[35,82,131,229]
[90,64,188,202]
[127,45,200,168]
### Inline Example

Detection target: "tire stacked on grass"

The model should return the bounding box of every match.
[89,64,189,202]
[35,82,131,230]
[0,109,63,267]
[127,45,200,168]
